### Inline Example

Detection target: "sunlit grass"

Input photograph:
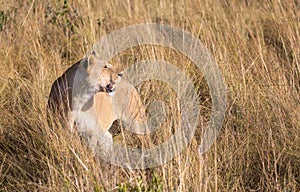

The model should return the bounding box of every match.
[0,0,299,191]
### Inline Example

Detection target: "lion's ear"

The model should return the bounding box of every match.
[91,44,97,55]
[91,49,97,56]
[86,52,97,70]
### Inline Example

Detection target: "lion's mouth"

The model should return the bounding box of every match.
[105,84,115,93]
[95,84,115,94]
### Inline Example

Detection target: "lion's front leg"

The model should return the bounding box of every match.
[98,131,113,151]
[88,134,98,155]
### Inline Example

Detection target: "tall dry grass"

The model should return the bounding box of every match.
[0,0,299,191]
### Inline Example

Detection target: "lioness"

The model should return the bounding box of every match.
[47,51,122,127]
[47,51,122,151]
[47,51,147,155]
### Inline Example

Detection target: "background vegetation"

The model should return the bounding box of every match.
[0,0,299,191]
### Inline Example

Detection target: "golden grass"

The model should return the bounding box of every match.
[0,0,299,191]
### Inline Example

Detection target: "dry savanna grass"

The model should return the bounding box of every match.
[0,0,299,191]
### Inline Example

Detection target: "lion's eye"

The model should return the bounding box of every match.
[104,65,108,68]
[118,71,123,77]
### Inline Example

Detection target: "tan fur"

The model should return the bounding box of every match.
[94,92,115,130]
[88,78,148,152]
[80,80,147,156]
[91,78,148,134]
[112,79,147,124]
